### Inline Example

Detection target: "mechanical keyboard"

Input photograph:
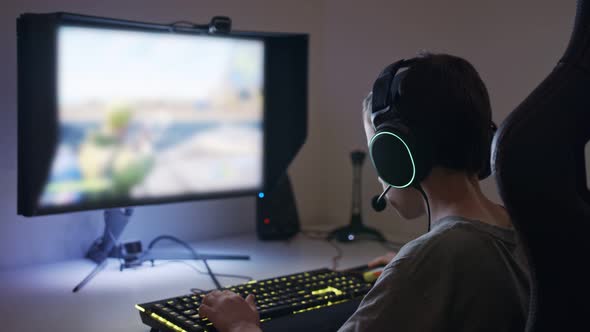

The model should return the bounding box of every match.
[136,266,376,332]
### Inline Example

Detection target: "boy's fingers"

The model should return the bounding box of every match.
[246,294,257,312]
[202,290,221,305]
[199,304,213,318]
[368,256,390,268]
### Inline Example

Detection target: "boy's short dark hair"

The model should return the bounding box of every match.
[398,52,492,176]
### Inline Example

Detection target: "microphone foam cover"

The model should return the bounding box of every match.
[372,195,387,212]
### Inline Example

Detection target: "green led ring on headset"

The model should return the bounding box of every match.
[369,130,417,189]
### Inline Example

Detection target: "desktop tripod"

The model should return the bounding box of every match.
[73,208,249,292]
[328,150,386,243]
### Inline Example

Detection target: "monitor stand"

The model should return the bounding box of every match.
[73,208,250,293]
[86,208,134,264]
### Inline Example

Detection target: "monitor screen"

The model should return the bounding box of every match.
[41,25,265,209]
[18,13,308,216]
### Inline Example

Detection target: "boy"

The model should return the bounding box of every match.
[199,53,529,332]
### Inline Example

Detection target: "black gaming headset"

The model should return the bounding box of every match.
[369,58,497,214]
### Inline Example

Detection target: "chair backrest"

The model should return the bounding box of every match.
[493,1,590,331]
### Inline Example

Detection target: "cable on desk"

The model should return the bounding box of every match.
[300,230,343,270]
[299,229,331,239]
[211,272,253,281]
[327,239,343,270]
[151,260,252,295]
[154,260,253,281]
[299,229,406,270]
[147,235,222,289]
[202,259,222,289]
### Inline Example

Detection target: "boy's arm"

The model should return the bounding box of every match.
[338,258,447,332]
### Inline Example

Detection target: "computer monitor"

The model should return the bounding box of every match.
[17,13,308,217]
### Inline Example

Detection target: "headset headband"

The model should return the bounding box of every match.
[371,59,415,128]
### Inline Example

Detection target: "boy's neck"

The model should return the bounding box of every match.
[421,168,512,229]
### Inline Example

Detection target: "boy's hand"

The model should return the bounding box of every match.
[368,251,397,268]
[200,291,261,332]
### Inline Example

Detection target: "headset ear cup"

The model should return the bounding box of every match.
[369,124,430,188]
[478,122,498,180]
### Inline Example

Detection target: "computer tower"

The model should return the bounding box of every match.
[256,174,300,240]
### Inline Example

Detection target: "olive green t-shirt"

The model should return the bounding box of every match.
[338,216,530,332]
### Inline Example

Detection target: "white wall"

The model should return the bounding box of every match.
[0,0,578,269]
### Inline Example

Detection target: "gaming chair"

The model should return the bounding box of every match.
[493,1,590,331]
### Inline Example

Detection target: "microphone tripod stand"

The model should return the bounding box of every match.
[328,150,386,243]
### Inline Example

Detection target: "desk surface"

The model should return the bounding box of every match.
[0,232,397,332]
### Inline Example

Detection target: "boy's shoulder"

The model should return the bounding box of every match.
[386,216,517,273]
